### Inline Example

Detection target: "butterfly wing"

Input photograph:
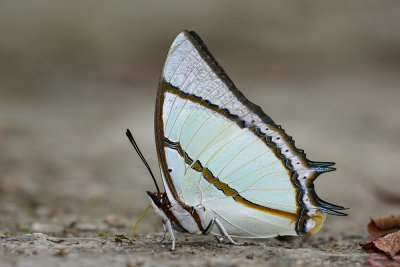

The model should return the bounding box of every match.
[155,30,346,237]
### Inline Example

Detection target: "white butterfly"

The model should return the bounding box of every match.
[127,30,346,250]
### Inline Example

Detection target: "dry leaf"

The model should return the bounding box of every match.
[374,231,400,259]
[368,214,400,237]
[361,231,400,259]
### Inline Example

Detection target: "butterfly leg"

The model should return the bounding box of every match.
[203,219,223,242]
[165,220,176,250]
[214,218,242,246]
[159,221,167,242]
[204,218,242,246]
[214,235,224,243]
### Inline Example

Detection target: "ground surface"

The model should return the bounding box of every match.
[1,233,368,267]
[1,1,400,266]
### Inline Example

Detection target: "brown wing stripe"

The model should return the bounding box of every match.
[161,81,246,128]
[164,138,299,222]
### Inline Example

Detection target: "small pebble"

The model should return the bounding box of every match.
[126,260,137,267]
[104,214,125,228]
[246,253,254,260]
[53,249,68,257]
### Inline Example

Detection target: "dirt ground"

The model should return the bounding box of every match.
[1,1,400,266]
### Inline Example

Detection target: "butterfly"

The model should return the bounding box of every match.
[127,30,346,250]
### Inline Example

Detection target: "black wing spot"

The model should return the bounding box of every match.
[168,168,172,173]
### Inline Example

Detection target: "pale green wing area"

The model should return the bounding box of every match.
[162,94,298,236]
[162,92,297,212]
[196,126,297,213]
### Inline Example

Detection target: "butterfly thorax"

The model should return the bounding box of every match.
[146,191,206,234]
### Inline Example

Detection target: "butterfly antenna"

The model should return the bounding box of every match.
[126,129,160,193]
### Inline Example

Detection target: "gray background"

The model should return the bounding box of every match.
[1,1,399,266]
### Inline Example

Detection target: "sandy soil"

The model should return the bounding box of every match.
[0,232,368,267]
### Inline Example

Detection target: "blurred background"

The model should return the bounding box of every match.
[0,0,399,237]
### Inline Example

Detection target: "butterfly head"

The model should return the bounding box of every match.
[146,191,171,220]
